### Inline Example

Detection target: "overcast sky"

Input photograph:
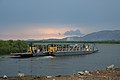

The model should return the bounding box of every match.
[0,0,120,40]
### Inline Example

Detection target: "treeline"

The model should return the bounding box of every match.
[28,40,120,44]
[0,40,28,55]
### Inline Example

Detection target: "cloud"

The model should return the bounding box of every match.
[0,24,70,40]
[0,23,93,40]
[63,29,83,36]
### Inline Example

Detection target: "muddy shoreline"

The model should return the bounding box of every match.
[0,67,120,80]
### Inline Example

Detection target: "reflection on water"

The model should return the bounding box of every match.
[0,44,120,76]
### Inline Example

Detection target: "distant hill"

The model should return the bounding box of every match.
[64,30,120,41]
[27,30,120,41]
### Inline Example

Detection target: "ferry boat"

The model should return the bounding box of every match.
[47,43,98,56]
[11,43,99,58]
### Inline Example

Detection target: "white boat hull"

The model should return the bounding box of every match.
[51,50,98,56]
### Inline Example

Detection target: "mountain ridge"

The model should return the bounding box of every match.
[64,30,120,41]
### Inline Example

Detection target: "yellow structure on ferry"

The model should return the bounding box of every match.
[48,46,57,55]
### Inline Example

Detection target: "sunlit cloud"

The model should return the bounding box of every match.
[0,24,95,40]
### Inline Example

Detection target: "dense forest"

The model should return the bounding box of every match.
[0,40,28,55]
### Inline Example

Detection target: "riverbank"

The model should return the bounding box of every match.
[29,40,120,44]
[0,67,120,80]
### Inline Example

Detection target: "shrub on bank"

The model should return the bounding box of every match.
[0,40,28,55]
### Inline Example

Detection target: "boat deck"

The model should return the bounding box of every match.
[11,43,99,57]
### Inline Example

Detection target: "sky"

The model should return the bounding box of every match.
[0,0,120,40]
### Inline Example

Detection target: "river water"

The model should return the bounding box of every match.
[0,44,120,76]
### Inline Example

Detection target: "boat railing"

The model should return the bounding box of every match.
[30,43,98,54]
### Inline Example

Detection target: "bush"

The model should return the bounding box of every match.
[0,40,28,55]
